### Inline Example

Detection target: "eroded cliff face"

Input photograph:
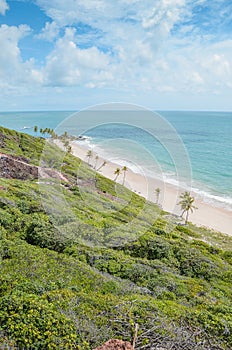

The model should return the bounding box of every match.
[0,153,68,182]
[94,339,134,350]
[0,153,38,180]
[0,132,6,148]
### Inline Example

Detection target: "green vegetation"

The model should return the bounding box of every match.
[122,166,128,185]
[114,167,121,182]
[178,191,198,224]
[0,126,232,349]
[96,160,107,171]
[0,126,45,165]
[86,150,93,165]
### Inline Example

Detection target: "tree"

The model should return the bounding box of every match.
[63,140,69,151]
[63,131,68,139]
[94,155,99,169]
[122,166,128,185]
[86,150,93,165]
[155,187,161,204]
[50,130,58,139]
[48,128,55,137]
[114,167,121,182]
[97,160,107,171]
[178,191,197,224]
[67,145,72,154]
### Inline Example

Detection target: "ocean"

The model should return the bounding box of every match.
[0,107,232,211]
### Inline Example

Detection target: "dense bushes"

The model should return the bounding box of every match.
[126,233,173,260]
[24,214,72,252]
[0,291,77,349]
[123,232,227,281]
[174,246,219,279]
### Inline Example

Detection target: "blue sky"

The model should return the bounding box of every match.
[0,0,232,111]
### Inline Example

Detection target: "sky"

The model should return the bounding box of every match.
[0,0,232,111]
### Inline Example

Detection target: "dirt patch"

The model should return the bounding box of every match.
[93,339,134,350]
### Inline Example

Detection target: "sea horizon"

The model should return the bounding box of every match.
[0,109,232,212]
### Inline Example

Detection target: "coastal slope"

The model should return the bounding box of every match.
[0,126,232,349]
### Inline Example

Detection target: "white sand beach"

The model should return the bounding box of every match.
[58,140,232,236]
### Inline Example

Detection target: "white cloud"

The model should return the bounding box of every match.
[0,24,42,87]
[0,0,8,15]
[190,71,204,85]
[1,0,232,110]
[200,53,232,90]
[34,0,210,93]
[42,28,110,86]
[0,24,30,79]
[36,0,188,50]
[36,21,59,41]
[0,0,196,93]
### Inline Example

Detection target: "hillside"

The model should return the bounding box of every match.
[0,126,232,349]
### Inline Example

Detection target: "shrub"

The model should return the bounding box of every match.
[174,246,219,280]
[24,214,72,252]
[126,233,173,261]
[0,291,77,349]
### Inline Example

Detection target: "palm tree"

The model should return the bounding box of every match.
[86,150,93,165]
[50,130,58,139]
[63,131,68,139]
[178,191,197,224]
[155,187,161,204]
[63,139,69,151]
[97,160,107,171]
[94,155,99,169]
[114,167,121,182]
[67,145,72,154]
[48,128,55,137]
[34,125,38,134]
[122,166,128,185]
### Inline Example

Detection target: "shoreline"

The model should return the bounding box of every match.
[64,140,232,236]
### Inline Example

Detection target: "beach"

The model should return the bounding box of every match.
[67,141,232,237]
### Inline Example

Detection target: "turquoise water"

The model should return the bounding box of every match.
[0,109,232,210]
[162,111,232,201]
[0,111,71,132]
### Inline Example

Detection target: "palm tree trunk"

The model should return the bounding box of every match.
[156,193,160,204]
[97,164,103,171]
[181,209,186,218]
[97,161,106,171]
[185,210,189,224]
[123,172,126,185]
